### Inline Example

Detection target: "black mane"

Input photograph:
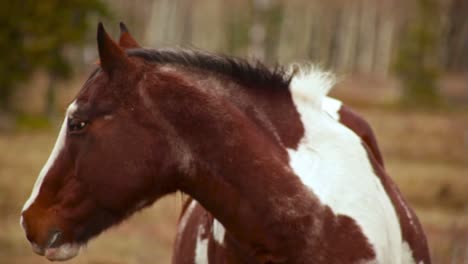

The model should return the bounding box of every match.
[127,48,292,89]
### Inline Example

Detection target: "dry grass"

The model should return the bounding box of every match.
[0,107,467,263]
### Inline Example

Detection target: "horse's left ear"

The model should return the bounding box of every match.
[119,22,141,49]
[97,22,133,75]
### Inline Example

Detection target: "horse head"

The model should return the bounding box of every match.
[20,23,182,261]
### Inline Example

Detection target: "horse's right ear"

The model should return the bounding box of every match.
[97,22,133,75]
[119,22,141,49]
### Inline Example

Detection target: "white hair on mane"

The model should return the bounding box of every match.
[287,64,336,109]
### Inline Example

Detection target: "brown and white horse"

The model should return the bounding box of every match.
[20,23,430,263]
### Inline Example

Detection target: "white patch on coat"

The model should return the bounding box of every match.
[287,68,414,264]
[322,96,342,120]
[21,101,78,214]
[212,219,226,245]
[401,242,419,264]
[178,199,197,236]
[195,224,209,264]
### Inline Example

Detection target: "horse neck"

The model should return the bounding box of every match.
[152,71,323,258]
[220,80,305,150]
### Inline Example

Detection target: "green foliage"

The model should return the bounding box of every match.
[0,0,109,111]
[225,5,251,56]
[394,0,441,107]
[262,1,284,64]
[15,113,50,131]
[224,0,284,62]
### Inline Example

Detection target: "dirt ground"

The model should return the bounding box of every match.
[0,106,467,264]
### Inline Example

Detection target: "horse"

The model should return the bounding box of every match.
[20,22,431,263]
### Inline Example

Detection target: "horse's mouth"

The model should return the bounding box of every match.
[31,231,81,261]
[44,243,81,261]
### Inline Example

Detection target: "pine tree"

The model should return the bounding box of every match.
[394,0,441,107]
[0,0,109,112]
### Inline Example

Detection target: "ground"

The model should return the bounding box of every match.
[0,106,467,264]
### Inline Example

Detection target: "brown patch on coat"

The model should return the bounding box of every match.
[339,105,385,167]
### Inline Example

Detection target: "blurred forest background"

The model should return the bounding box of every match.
[0,0,467,263]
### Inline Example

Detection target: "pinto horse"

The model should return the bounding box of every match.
[20,23,430,263]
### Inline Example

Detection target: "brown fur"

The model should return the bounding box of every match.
[21,23,430,263]
[338,105,385,167]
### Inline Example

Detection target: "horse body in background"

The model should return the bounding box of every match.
[20,23,430,263]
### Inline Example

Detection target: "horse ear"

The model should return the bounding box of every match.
[97,22,132,75]
[119,22,141,49]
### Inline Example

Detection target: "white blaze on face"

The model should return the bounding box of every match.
[21,101,78,214]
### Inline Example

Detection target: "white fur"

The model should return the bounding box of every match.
[212,219,226,245]
[287,68,415,263]
[402,242,419,264]
[287,64,335,108]
[22,101,78,214]
[322,96,342,120]
[195,223,209,264]
[44,243,80,261]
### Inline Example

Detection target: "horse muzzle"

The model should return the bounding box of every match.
[29,230,81,261]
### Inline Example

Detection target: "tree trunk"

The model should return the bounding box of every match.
[373,2,396,77]
[249,0,271,61]
[180,0,194,45]
[146,0,180,46]
[336,1,358,73]
[445,0,468,72]
[356,0,377,74]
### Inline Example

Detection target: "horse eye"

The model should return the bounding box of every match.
[68,118,88,132]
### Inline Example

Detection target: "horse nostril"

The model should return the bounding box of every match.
[46,230,62,248]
